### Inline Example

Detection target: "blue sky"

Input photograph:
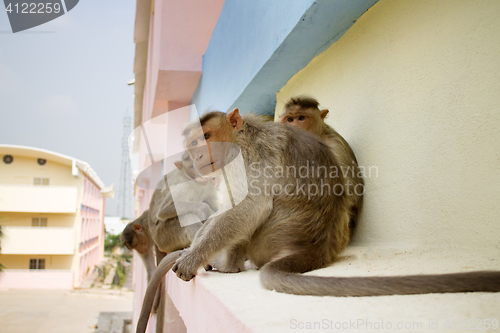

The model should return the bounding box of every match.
[0,0,137,216]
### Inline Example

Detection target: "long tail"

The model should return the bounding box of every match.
[261,260,500,296]
[136,250,183,333]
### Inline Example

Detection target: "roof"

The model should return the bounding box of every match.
[0,144,114,198]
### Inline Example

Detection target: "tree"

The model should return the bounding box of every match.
[104,233,122,252]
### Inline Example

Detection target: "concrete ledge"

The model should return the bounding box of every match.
[164,245,500,332]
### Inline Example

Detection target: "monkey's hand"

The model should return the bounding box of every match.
[172,250,202,281]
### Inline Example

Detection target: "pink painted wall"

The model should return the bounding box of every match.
[142,0,225,120]
[77,175,106,287]
[0,270,73,290]
[133,1,225,331]
[133,252,157,333]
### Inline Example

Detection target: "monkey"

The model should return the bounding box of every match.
[122,152,219,333]
[135,109,500,333]
[280,96,364,234]
[120,152,219,272]
[120,212,156,280]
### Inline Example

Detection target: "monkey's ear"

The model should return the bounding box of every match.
[174,161,182,170]
[133,224,143,232]
[320,109,329,119]
[227,108,243,130]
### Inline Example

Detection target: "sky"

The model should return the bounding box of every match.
[0,0,137,217]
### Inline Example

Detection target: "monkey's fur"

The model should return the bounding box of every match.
[280,96,363,233]
[122,154,219,333]
[120,153,219,269]
[121,212,156,280]
[136,109,500,333]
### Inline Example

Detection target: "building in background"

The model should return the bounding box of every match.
[0,145,114,289]
[104,216,130,236]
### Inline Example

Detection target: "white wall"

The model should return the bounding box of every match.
[275,0,500,253]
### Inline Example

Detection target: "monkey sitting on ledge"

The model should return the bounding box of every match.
[136,109,500,333]
[121,152,219,333]
[120,152,219,277]
[280,96,363,234]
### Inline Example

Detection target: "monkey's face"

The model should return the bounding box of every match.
[184,118,233,177]
[280,108,316,133]
[131,232,149,255]
[281,107,328,137]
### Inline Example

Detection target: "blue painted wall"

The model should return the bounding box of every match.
[191,0,378,116]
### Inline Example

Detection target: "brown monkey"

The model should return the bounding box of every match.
[148,151,220,254]
[120,212,156,280]
[123,153,219,333]
[280,96,363,233]
[136,109,499,333]
[120,152,219,270]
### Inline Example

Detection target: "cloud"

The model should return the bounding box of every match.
[38,94,79,116]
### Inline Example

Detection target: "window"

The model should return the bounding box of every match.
[34,178,49,186]
[3,155,13,164]
[32,217,48,227]
[29,259,45,270]
[37,158,47,166]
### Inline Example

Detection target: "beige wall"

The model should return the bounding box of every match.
[0,213,75,228]
[0,155,80,187]
[0,254,73,270]
[1,226,75,255]
[275,0,500,252]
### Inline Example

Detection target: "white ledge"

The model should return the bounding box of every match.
[161,245,500,333]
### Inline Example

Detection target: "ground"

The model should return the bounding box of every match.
[0,253,134,333]
[0,289,133,333]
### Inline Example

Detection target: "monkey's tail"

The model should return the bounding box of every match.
[136,250,183,333]
[260,259,500,296]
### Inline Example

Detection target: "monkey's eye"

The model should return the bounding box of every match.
[298,116,305,121]
[204,133,211,140]
[190,140,198,146]
[287,117,294,122]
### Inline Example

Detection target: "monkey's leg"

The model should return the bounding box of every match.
[182,220,202,239]
[140,245,157,282]
[205,242,248,273]
[151,247,166,314]
[173,197,272,281]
